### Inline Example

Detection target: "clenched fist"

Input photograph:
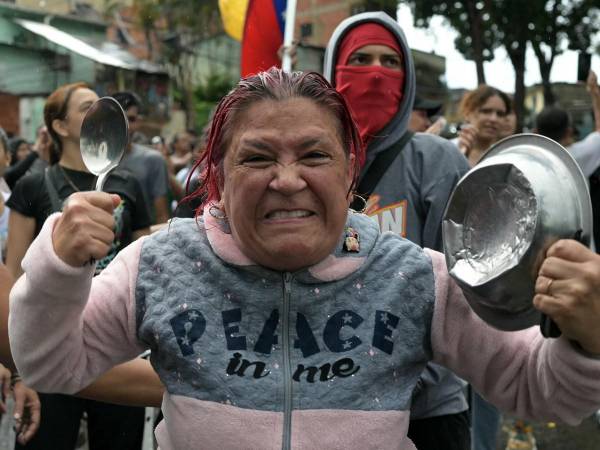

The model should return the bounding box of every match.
[534,239,600,355]
[52,192,121,267]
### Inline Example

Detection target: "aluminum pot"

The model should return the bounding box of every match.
[442,133,592,331]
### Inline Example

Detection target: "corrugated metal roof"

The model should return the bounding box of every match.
[14,18,166,74]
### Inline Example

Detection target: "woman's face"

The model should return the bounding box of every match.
[57,88,99,143]
[15,142,31,161]
[466,94,507,142]
[221,97,353,272]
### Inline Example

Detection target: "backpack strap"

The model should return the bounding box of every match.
[44,167,63,213]
[351,130,414,211]
[589,166,600,254]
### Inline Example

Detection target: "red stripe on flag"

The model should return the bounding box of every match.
[241,0,283,77]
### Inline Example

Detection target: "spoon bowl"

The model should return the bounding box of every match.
[80,97,128,191]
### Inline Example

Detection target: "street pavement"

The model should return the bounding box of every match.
[497,415,600,450]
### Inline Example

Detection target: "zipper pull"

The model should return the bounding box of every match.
[283,273,292,293]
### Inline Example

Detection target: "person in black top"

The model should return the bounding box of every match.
[6,82,151,450]
[7,83,151,278]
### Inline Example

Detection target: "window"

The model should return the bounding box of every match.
[300,23,313,39]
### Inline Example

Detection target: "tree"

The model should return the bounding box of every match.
[404,0,529,127]
[132,0,162,60]
[529,0,600,106]
[354,0,398,18]
[403,0,600,131]
[404,0,497,85]
[132,0,221,129]
[486,0,534,130]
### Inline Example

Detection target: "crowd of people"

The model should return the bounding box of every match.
[0,10,600,450]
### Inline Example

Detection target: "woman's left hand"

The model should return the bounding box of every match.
[534,239,600,354]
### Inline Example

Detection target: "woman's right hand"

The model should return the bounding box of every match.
[52,192,121,267]
[32,127,51,163]
[458,124,478,157]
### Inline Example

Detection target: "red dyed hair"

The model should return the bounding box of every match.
[183,68,365,215]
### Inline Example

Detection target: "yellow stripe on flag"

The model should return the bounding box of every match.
[219,0,249,41]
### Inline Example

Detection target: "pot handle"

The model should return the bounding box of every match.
[540,229,584,338]
[540,314,561,338]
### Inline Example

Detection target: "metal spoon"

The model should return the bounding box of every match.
[80,97,129,191]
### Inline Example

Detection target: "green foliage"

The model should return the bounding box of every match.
[405,0,496,63]
[404,0,600,73]
[193,72,235,131]
[194,73,235,102]
[402,0,600,127]
[354,0,399,17]
[133,0,162,29]
[195,100,216,132]
[131,0,222,128]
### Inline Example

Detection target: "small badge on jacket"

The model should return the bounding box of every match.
[343,227,360,252]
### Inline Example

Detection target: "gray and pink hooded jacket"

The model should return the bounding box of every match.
[10,210,600,450]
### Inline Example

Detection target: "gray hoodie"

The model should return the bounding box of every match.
[324,11,470,419]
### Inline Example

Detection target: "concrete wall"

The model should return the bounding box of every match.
[526,83,595,136]
[19,96,46,141]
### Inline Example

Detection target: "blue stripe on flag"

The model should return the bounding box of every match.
[273,0,287,35]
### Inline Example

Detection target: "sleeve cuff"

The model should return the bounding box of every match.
[21,213,95,299]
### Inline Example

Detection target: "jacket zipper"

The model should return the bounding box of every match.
[282,272,293,450]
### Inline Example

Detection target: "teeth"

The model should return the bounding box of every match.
[267,210,312,219]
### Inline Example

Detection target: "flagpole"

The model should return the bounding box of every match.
[282,0,297,73]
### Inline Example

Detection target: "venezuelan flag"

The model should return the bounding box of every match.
[219,0,287,77]
[218,0,248,41]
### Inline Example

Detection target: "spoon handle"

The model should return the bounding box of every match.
[87,170,111,266]
[95,172,109,191]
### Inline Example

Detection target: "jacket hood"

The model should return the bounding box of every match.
[323,12,415,164]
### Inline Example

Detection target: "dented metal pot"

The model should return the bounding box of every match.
[442,133,592,331]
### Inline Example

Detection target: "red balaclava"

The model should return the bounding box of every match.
[335,23,405,145]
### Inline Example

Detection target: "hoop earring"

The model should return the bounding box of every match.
[349,193,367,214]
[209,204,227,220]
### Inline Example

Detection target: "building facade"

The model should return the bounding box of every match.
[0,1,167,140]
[526,83,595,136]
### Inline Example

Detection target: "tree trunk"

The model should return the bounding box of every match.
[507,44,526,132]
[466,0,486,85]
[531,41,556,106]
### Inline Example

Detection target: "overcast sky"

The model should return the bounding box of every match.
[396,4,600,93]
